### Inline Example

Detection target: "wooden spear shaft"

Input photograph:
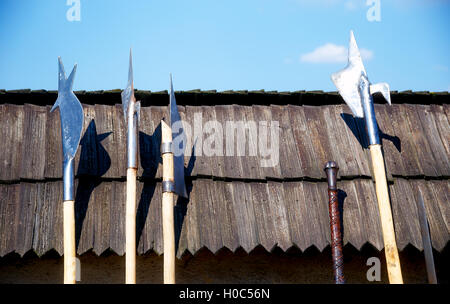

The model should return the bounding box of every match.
[63,200,76,284]
[370,144,403,283]
[125,167,137,283]
[161,120,176,284]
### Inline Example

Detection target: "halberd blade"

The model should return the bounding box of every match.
[169,75,188,198]
[331,30,367,118]
[51,57,84,162]
[370,82,391,105]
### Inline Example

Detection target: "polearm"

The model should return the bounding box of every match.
[331,31,403,283]
[324,161,345,284]
[121,50,141,284]
[161,75,188,284]
[416,190,437,284]
[50,57,84,284]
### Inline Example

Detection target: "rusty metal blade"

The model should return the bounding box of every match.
[416,190,438,284]
[50,57,84,201]
[169,74,188,198]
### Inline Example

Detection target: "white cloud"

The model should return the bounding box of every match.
[300,43,373,64]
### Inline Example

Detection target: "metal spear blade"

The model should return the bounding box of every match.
[121,49,136,124]
[51,57,84,163]
[121,50,140,169]
[169,75,188,198]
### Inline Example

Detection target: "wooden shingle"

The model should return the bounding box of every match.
[251,182,277,251]
[15,183,38,256]
[94,104,119,178]
[282,182,309,251]
[252,105,282,179]
[266,182,291,251]
[270,105,301,179]
[337,104,371,177]
[288,105,322,178]
[415,105,450,176]
[0,105,24,181]
[403,104,439,177]
[228,181,258,253]
[76,105,98,176]
[389,179,422,250]
[340,180,366,250]
[235,105,262,179]
[109,181,125,255]
[44,105,63,178]
[387,105,423,176]
[374,104,406,177]
[357,179,383,250]
[216,105,244,179]
[412,179,450,251]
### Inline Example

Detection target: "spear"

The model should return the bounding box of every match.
[50,57,84,284]
[324,161,345,284]
[121,50,140,284]
[161,75,188,284]
[416,189,437,284]
[331,31,403,283]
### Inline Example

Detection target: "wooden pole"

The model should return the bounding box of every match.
[125,167,137,284]
[369,144,403,284]
[161,120,175,284]
[63,200,76,284]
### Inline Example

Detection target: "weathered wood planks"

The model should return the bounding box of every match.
[0,178,448,257]
[0,104,448,180]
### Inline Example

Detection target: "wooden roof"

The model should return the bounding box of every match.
[0,90,448,257]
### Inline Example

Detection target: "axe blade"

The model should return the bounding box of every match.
[169,75,188,199]
[331,30,367,118]
[51,57,84,161]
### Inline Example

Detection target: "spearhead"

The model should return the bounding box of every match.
[50,57,84,201]
[121,49,141,169]
[331,31,391,146]
[169,75,188,198]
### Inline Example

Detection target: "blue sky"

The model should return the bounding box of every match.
[0,0,449,92]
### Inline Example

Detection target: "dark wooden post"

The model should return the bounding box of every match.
[324,161,345,284]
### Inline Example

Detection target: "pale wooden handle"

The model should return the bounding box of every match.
[63,200,76,284]
[370,144,403,284]
[162,191,175,284]
[126,168,137,284]
[161,120,175,284]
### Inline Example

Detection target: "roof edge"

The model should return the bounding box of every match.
[0,89,448,106]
